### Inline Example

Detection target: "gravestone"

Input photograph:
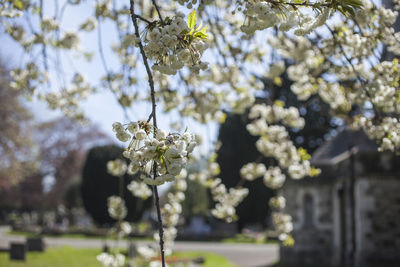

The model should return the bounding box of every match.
[26,237,45,252]
[128,241,137,259]
[9,242,26,261]
[192,256,205,264]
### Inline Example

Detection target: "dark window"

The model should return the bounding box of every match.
[303,193,314,228]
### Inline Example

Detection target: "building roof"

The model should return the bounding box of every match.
[311,129,378,166]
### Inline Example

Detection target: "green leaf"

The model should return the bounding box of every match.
[187,10,197,29]
[343,6,355,17]
[310,167,321,177]
[274,99,285,107]
[14,0,24,9]
[200,25,208,34]
[345,0,363,8]
[195,21,203,31]
[194,31,208,39]
[33,6,41,14]
[337,7,348,17]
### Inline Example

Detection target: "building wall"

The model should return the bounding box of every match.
[280,175,400,267]
[355,176,400,267]
[280,182,335,267]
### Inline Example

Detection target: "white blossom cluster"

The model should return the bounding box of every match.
[248,102,305,129]
[137,245,157,261]
[240,1,330,35]
[143,13,209,75]
[263,166,286,189]
[9,62,48,93]
[157,189,185,255]
[107,196,127,220]
[189,160,247,222]
[363,59,400,113]
[119,221,132,236]
[189,161,221,185]
[135,245,173,267]
[268,196,293,243]
[127,180,153,200]
[97,252,125,267]
[272,212,294,242]
[240,100,319,201]
[354,116,400,151]
[180,89,228,123]
[130,172,187,259]
[175,0,203,9]
[269,35,349,111]
[106,157,153,201]
[80,17,97,32]
[240,162,266,181]
[269,196,286,210]
[107,159,127,177]
[265,2,400,151]
[42,73,95,120]
[40,17,59,33]
[246,103,316,180]
[211,183,249,222]
[112,121,196,186]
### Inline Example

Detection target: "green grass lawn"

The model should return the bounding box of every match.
[0,247,101,267]
[0,246,238,267]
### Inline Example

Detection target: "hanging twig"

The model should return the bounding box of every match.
[129,2,166,266]
[151,0,164,25]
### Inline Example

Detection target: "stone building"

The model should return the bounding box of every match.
[280,129,400,267]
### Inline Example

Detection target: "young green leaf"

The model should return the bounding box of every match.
[14,0,24,9]
[187,10,197,29]
[194,31,208,39]
[195,21,203,31]
[200,25,208,34]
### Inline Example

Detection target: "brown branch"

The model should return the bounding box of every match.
[136,14,153,24]
[129,1,157,129]
[265,0,330,8]
[39,0,49,72]
[129,2,165,267]
[96,16,130,121]
[151,0,165,25]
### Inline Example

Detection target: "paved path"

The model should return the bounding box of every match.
[0,226,279,267]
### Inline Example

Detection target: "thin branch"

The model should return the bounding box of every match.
[136,14,153,24]
[129,2,165,267]
[147,112,154,123]
[39,0,49,72]
[151,0,164,25]
[129,1,157,129]
[96,14,130,121]
[266,0,330,8]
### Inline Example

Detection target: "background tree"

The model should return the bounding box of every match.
[218,112,274,231]
[0,116,111,223]
[0,172,44,221]
[81,145,152,226]
[0,60,36,190]
[181,179,210,222]
[35,117,111,210]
